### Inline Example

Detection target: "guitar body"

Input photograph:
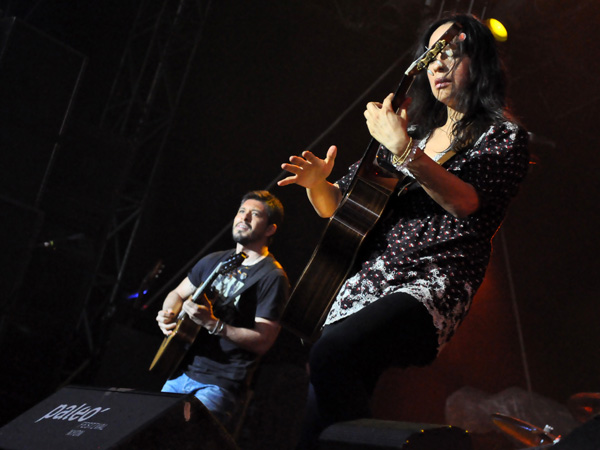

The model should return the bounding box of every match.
[280,23,463,343]
[149,315,202,379]
[280,171,397,342]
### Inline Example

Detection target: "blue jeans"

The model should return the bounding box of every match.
[162,373,238,427]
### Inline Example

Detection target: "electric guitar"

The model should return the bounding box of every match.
[280,23,463,342]
[149,252,247,379]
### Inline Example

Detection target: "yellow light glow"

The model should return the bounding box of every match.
[486,18,508,42]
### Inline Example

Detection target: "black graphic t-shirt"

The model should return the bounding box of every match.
[183,250,289,392]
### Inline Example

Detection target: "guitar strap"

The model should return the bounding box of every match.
[437,148,457,166]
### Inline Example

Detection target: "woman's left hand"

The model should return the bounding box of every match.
[364,93,412,154]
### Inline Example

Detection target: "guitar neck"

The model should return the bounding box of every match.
[191,252,245,305]
[191,274,216,303]
[174,271,219,321]
[391,73,414,112]
[357,72,415,180]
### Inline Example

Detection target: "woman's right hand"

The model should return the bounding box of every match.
[364,94,411,154]
[278,145,337,189]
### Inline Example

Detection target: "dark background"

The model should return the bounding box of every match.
[1,0,599,448]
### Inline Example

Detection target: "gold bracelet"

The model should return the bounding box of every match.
[392,137,413,165]
[397,146,421,169]
[391,137,413,166]
[394,141,412,164]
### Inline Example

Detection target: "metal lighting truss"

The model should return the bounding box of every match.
[62,0,212,384]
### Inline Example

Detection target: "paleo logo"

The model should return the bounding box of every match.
[35,403,111,423]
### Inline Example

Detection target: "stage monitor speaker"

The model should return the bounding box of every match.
[319,419,473,450]
[0,385,239,450]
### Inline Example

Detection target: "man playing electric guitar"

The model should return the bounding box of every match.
[155,190,289,429]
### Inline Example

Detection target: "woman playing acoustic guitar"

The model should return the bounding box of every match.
[278,13,530,449]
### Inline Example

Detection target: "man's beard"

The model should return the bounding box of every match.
[232,229,252,246]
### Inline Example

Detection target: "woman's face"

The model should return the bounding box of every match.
[426,22,471,111]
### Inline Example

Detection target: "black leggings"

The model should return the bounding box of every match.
[296,292,438,449]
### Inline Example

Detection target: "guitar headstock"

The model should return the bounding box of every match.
[389,22,464,112]
[405,22,464,76]
[216,252,247,275]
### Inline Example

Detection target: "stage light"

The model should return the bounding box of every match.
[486,18,508,42]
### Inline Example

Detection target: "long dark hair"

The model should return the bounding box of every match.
[408,14,509,150]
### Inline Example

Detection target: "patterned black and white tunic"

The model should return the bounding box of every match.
[324,121,529,351]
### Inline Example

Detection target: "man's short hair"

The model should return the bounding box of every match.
[241,190,284,228]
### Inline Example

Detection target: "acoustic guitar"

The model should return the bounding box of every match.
[280,23,463,342]
[149,252,247,379]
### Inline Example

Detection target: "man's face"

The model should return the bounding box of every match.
[232,199,275,245]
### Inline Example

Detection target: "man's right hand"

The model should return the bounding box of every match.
[156,309,177,336]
